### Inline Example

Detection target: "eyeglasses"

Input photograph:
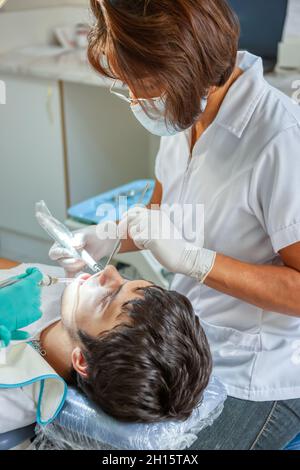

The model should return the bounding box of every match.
[109,80,161,105]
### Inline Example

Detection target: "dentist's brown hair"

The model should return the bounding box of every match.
[88,0,240,130]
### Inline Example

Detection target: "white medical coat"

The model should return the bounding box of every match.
[155,51,300,401]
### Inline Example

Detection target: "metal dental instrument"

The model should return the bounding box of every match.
[36,200,104,273]
[0,277,22,290]
[105,183,150,267]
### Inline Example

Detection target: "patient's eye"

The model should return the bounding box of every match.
[99,292,113,309]
[100,286,121,309]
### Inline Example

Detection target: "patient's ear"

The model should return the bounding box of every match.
[72,347,88,378]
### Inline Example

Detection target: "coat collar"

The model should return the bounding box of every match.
[214,51,267,138]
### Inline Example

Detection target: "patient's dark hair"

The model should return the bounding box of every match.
[76,286,212,423]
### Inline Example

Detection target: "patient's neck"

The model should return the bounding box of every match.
[40,320,74,381]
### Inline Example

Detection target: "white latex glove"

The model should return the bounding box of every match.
[119,207,216,283]
[49,220,119,276]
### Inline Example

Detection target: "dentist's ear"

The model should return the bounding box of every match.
[72,347,89,378]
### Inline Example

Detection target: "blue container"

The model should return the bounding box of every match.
[68,179,155,225]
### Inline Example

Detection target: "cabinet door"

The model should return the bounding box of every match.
[0,74,67,240]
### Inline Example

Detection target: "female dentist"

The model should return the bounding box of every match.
[50,0,300,449]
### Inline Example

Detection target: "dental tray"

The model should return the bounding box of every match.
[68,179,155,225]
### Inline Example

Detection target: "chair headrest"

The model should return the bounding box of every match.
[46,376,226,450]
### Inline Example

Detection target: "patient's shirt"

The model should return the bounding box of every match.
[0,263,66,434]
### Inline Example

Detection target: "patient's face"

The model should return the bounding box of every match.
[61,265,152,338]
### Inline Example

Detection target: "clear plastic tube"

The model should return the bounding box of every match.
[54,278,75,285]
[39,275,86,287]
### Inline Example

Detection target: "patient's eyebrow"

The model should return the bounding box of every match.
[106,282,126,308]
[107,281,156,313]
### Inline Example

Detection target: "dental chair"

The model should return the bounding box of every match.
[0,424,35,450]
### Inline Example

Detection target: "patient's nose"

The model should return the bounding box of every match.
[98,265,123,289]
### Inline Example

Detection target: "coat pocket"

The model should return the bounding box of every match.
[200,319,262,357]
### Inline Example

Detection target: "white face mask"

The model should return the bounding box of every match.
[131,96,208,137]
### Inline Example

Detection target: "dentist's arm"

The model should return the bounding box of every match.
[205,245,300,317]
[122,207,300,318]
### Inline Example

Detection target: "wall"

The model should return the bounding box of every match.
[0,6,90,52]
[2,0,88,11]
[283,0,300,39]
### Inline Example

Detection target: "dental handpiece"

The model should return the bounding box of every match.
[36,201,103,273]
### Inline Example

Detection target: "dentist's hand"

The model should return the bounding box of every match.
[119,207,217,283]
[49,221,119,276]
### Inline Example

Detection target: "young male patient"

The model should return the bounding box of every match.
[0,261,212,432]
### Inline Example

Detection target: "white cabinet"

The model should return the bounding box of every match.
[0,74,67,259]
